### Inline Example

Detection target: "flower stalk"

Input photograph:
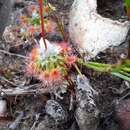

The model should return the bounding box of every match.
[38,0,47,50]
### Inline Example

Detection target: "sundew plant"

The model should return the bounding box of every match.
[26,0,77,87]
[27,39,77,86]
[15,0,56,40]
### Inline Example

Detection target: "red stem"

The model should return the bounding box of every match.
[38,0,47,50]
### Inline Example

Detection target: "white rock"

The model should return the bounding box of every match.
[69,0,130,58]
[0,99,7,115]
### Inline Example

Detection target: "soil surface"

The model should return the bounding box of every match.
[0,0,130,130]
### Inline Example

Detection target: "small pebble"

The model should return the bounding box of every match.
[45,100,67,122]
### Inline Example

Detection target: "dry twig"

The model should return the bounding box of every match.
[0,49,29,59]
[9,111,24,130]
[0,85,50,96]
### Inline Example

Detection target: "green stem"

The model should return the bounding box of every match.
[74,63,83,77]
[47,2,67,41]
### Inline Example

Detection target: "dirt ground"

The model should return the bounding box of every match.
[0,0,130,130]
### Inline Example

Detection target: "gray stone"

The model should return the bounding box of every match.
[35,121,50,130]
[35,115,62,130]
[45,100,67,123]
[75,75,99,130]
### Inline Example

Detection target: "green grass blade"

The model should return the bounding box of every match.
[111,72,130,82]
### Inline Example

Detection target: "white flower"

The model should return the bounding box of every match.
[39,38,60,59]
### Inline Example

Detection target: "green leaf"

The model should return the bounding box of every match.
[30,17,40,26]
[119,70,130,77]
[125,0,130,9]
[121,67,130,72]
[44,0,47,6]
[111,72,130,82]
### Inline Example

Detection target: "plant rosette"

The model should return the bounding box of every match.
[26,38,77,87]
[15,3,56,38]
